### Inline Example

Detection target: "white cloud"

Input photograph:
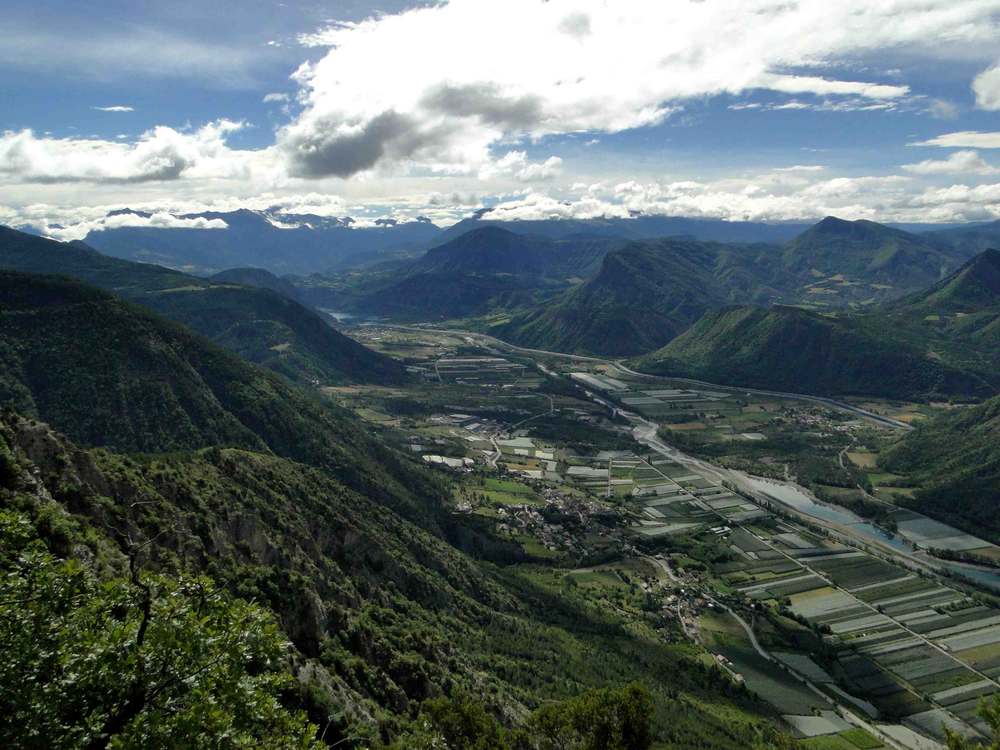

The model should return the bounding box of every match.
[23,211,228,242]
[729,97,904,114]
[4,0,1000,230]
[910,131,1000,149]
[773,165,826,172]
[278,0,998,179]
[93,105,135,113]
[477,171,1000,225]
[902,150,999,175]
[480,151,563,182]
[973,63,1000,110]
[0,121,273,183]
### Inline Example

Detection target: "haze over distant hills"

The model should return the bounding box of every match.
[43,207,1000,289]
[438,213,814,244]
[81,208,441,275]
[316,227,626,320]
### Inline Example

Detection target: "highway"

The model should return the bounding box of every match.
[371,323,913,431]
[367,322,954,748]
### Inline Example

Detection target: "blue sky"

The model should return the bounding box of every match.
[1,0,999,238]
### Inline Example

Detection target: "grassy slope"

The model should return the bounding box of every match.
[632,305,994,399]
[0,226,404,386]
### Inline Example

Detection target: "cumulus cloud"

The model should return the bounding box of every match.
[902,150,999,175]
[0,120,270,183]
[480,151,563,182]
[973,63,1000,111]
[26,211,228,242]
[477,171,1000,225]
[93,105,135,113]
[262,93,289,103]
[911,131,1000,149]
[278,0,998,179]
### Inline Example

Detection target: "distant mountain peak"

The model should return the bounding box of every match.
[456,225,520,241]
[807,215,894,238]
[814,215,854,231]
[106,207,152,219]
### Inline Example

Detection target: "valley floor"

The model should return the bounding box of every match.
[331,322,1000,749]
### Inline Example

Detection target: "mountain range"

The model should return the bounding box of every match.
[0,267,787,748]
[66,208,999,284]
[493,238,782,357]
[632,304,994,400]
[0,226,404,386]
[317,227,625,320]
[80,208,441,275]
[632,248,1000,398]
[16,212,998,401]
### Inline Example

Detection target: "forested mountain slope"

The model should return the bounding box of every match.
[0,285,793,748]
[337,227,624,320]
[779,216,964,305]
[632,305,993,399]
[0,226,404,385]
[495,238,782,357]
[0,271,438,522]
[881,395,1000,540]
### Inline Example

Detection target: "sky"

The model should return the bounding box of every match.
[1,0,999,239]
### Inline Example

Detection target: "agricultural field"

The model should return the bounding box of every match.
[703,518,1000,743]
[337,325,1000,748]
[555,363,896,509]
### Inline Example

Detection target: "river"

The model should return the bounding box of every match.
[736,475,1000,592]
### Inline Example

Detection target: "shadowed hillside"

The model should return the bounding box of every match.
[632,305,994,399]
[495,238,782,356]
[0,226,405,386]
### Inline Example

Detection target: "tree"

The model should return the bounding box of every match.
[947,695,1000,749]
[0,510,319,749]
[383,683,655,750]
[524,683,653,750]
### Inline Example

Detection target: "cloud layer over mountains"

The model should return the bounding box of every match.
[1,0,999,231]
